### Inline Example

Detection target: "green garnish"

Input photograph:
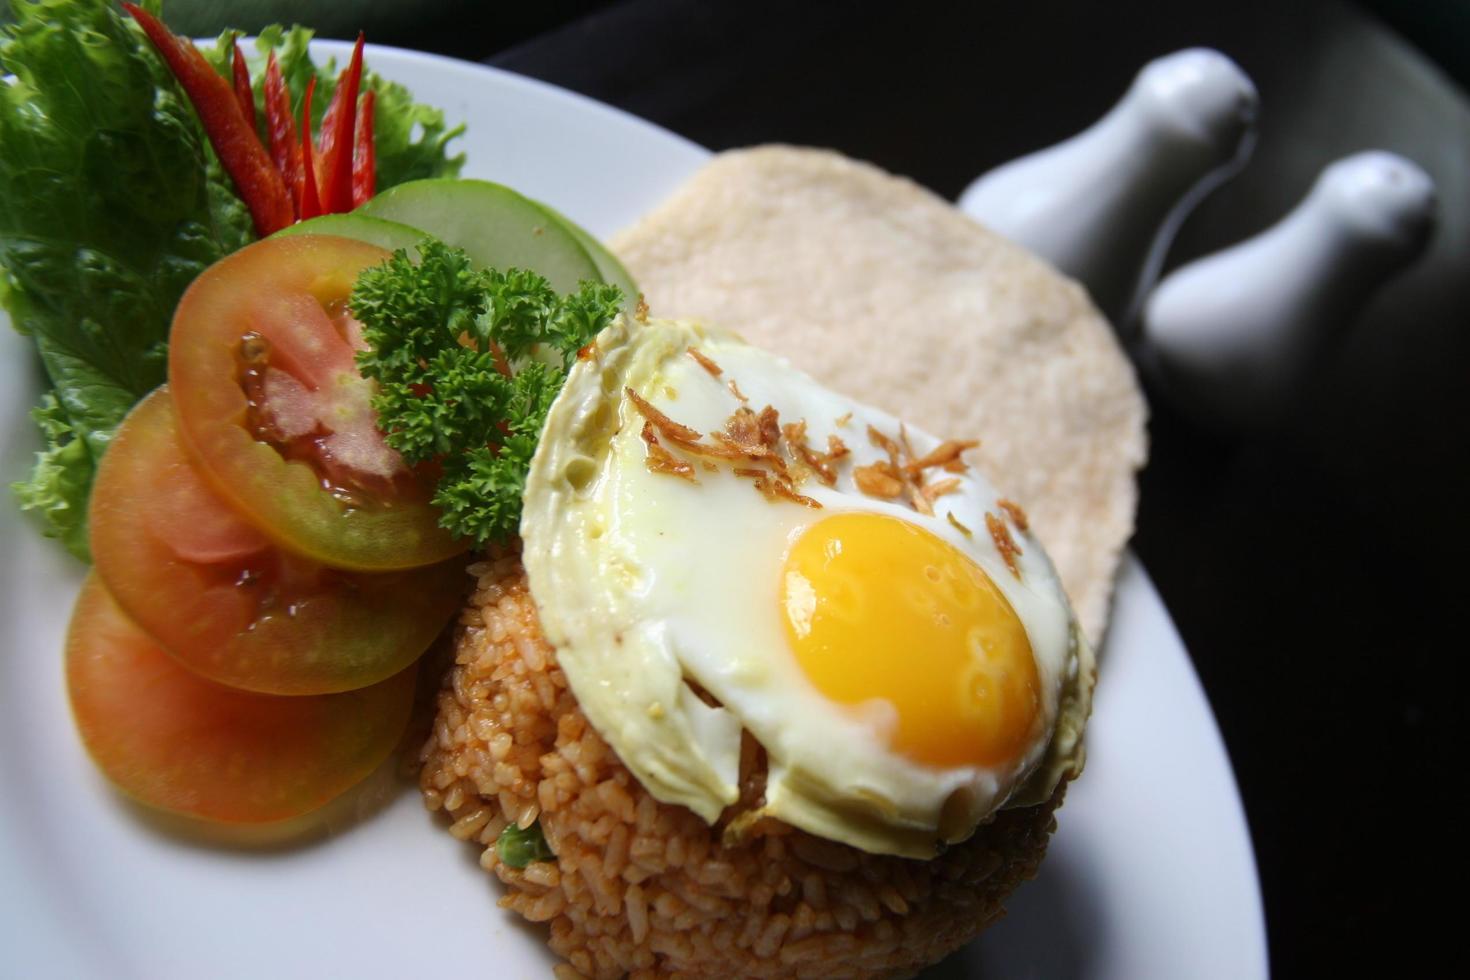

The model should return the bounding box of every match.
[495,820,555,868]
[0,0,465,560]
[10,395,97,559]
[350,240,622,547]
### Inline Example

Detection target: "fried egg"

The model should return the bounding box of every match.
[521,315,1094,858]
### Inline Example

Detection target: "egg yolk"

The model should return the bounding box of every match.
[781,512,1041,769]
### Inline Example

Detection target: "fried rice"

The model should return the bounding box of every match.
[419,551,1067,979]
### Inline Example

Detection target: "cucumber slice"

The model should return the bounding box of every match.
[272,213,430,253]
[360,179,602,295]
[535,202,640,303]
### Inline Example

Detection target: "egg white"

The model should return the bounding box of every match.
[521,315,1093,857]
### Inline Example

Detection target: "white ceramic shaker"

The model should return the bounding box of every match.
[957,48,1258,325]
[1140,151,1437,430]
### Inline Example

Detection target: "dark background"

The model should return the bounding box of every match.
[161,0,1469,975]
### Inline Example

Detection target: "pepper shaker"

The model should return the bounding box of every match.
[957,48,1258,325]
[1139,151,1437,430]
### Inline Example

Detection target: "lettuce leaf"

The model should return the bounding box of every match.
[10,394,93,561]
[0,0,252,559]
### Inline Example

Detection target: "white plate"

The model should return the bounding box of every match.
[0,42,1266,980]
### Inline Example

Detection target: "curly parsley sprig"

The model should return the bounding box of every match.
[350,240,622,546]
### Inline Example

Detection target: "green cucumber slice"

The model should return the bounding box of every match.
[534,202,640,303]
[359,179,602,295]
[272,213,430,253]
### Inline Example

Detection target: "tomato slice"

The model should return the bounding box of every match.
[66,575,417,824]
[169,234,464,571]
[91,388,466,696]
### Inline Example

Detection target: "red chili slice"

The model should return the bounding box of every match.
[352,88,376,207]
[263,51,302,210]
[231,39,255,130]
[316,33,365,215]
[123,4,292,236]
[299,77,322,220]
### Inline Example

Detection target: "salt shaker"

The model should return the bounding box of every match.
[957,48,1258,325]
[1140,151,1437,430]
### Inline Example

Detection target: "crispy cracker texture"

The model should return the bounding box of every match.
[611,145,1148,643]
